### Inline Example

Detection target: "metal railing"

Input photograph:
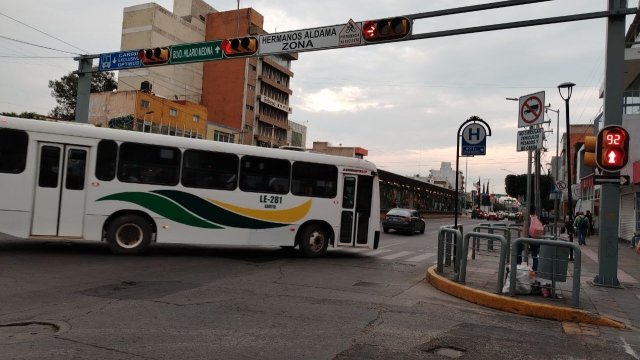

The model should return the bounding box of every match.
[509,238,581,307]
[437,226,463,281]
[460,232,508,293]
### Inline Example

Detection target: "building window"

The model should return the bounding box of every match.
[141,100,150,109]
[246,105,254,112]
[249,64,256,72]
[623,75,640,114]
[192,115,200,123]
[169,108,178,117]
[214,130,234,143]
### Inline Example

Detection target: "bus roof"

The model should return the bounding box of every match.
[0,116,377,171]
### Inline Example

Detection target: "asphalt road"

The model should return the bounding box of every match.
[0,217,634,359]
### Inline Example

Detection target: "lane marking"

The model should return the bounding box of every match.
[404,252,436,262]
[380,251,414,260]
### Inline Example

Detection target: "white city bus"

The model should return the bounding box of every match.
[0,116,380,257]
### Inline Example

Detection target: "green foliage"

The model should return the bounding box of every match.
[0,111,46,120]
[48,71,117,120]
[504,173,554,210]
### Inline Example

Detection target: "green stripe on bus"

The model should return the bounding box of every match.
[152,190,287,229]
[97,192,221,229]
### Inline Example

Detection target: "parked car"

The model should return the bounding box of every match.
[382,208,426,235]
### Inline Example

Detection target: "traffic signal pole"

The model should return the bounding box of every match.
[75,56,93,123]
[595,0,627,287]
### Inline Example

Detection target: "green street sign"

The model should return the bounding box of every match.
[170,40,222,64]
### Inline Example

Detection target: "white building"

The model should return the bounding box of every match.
[427,162,464,192]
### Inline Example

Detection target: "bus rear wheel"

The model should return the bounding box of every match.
[299,224,329,258]
[106,214,152,255]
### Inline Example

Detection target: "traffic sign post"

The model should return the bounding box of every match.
[170,41,223,64]
[455,116,492,229]
[518,91,545,128]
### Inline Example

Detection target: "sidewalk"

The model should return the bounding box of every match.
[427,230,640,340]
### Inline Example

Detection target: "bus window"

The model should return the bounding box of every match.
[95,140,117,181]
[239,156,290,194]
[117,142,180,185]
[38,146,61,188]
[0,129,28,174]
[65,149,87,190]
[182,149,239,190]
[291,162,337,198]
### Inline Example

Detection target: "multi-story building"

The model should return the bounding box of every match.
[426,162,464,192]
[202,8,297,147]
[117,0,215,103]
[97,0,303,146]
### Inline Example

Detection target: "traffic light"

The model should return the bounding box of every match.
[596,125,629,172]
[137,47,170,65]
[221,36,258,57]
[362,17,411,43]
[583,135,596,168]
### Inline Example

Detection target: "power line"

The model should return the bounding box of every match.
[0,35,80,55]
[0,11,88,53]
[0,55,72,58]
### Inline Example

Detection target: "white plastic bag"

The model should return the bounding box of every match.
[502,264,534,294]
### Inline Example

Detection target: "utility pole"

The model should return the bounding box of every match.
[595,0,628,287]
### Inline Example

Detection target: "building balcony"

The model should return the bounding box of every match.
[253,133,288,147]
[262,57,294,77]
[256,114,290,131]
[258,75,293,95]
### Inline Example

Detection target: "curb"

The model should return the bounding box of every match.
[426,265,625,329]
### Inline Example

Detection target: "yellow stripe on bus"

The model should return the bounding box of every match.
[208,199,312,223]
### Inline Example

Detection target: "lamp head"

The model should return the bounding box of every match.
[558,82,576,100]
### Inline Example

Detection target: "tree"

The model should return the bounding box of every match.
[0,111,46,120]
[48,71,117,120]
[504,173,555,210]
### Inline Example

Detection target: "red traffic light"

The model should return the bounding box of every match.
[138,47,170,65]
[362,17,411,43]
[222,36,258,57]
[596,125,629,172]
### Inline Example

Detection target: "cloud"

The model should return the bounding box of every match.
[296,86,394,112]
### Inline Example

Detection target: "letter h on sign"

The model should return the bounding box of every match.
[468,127,481,141]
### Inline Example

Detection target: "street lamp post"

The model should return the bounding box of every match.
[545,105,560,235]
[558,82,575,256]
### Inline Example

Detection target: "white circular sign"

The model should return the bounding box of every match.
[462,124,486,145]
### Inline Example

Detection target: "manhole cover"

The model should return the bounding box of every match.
[0,321,68,344]
[431,347,465,358]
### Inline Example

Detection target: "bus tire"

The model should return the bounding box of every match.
[105,214,152,255]
[298,224,329,258]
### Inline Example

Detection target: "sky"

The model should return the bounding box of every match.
[0,0,637,194]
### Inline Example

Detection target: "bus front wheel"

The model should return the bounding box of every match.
[299,224,329,258]
[106,214,152,255]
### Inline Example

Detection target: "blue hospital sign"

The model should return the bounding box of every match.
[461,123,487,156]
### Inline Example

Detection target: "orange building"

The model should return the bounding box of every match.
[89,90,208,138]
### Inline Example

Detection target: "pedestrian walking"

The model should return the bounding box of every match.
[573,212,588,246]
[585,210,594,236]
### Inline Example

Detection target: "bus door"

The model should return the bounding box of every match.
[31,143,89,237]
[339,175,373,247]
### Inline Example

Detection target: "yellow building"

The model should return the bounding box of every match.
[89,90,208,138]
